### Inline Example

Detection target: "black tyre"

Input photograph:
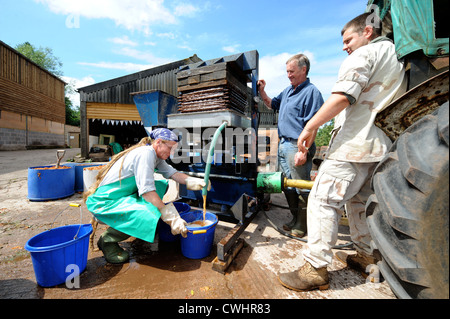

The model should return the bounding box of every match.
[366,101,449,299]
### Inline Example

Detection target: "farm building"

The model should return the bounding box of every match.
[0,40,66,150]
[78,51,278,161]
[77,54,202,159]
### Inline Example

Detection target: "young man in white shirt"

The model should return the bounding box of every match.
[278,12,407,291]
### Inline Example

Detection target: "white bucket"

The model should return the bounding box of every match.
[83,165,105,192]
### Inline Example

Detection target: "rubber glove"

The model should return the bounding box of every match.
[160,203,188,237]
[186,177,211,191]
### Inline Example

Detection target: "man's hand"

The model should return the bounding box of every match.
[257,79,272,108]
[295,127,317,166]
[257,79,266,92]
[294,151,307,166]
[297,127,316,153]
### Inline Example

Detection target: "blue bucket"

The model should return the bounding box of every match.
[158,202,191,242]
[25,224,93,287]
[180,211,218,259]
[27,165,75,201]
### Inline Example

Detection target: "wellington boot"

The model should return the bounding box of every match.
[97,227,130,264]
[278,261,329,292]
[282,191,299,231]
[290,194,307,238]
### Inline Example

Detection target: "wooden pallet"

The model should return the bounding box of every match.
[177,62,249,114]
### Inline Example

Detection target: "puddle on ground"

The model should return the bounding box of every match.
[75,237,220,298]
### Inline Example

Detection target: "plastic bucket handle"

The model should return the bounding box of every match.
[49,203,83,239]
[188,224,215,234]
[192,230,207,235]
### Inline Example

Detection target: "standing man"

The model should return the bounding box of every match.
[258,54,323,238]
[278,12,407,291]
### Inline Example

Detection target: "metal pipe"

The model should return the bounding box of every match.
[284,178,314,190]
[256,172,314,193]
[179,171,254,182]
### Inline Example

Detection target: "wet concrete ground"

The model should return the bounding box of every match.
[0,148,396,300]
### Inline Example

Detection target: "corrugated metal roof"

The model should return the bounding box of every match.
[78,55,202,104]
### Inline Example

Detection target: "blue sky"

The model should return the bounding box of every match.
[1,0,369,107]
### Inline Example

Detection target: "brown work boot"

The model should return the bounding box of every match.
[335,251,378,277]
[278,262,329,292]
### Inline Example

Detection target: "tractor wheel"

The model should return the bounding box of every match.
[366,101,449,299]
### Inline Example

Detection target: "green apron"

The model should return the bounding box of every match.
[86,176,168,243]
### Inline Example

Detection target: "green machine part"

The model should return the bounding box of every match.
[256,172,283,193]
[367,0,448,59]
[256,172,315,193]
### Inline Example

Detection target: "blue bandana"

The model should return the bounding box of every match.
[149,128,179,142]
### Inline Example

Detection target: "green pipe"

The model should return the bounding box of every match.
[203,121,228,196]
[256,172,314,193]
[256,172,283,193]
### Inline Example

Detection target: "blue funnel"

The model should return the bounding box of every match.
[131,90,178,135]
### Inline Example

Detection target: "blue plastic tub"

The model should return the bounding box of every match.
[25,224,93,287]
[158,202,191,242]
[27,165,75,201]
[65,163,104,192]
[180,211,218,259]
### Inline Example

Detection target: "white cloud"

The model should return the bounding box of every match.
[222,44,240,54]
[116,47,172,65]
[35,0,178,34]
[258,52,292,97]
[259,51,342,100]
[157,32,176,40]
[62,75,96,107]
[174,3,199,17]
[77,61,154,73]
[178,44,193,51]
[109,36,138,47]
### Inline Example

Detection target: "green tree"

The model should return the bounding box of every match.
[64,83,80,126]
[15,42,80,126]
[15,42,63,77]
[65,96,80,126]
[314,119,334,147]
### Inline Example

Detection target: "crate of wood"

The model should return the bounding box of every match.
[176,62,249,114]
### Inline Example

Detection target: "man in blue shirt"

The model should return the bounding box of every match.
[258,54,323,237]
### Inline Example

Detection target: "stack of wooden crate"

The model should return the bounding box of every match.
[176,62,249,114]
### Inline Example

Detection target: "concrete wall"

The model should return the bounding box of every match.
[0,110,64,150]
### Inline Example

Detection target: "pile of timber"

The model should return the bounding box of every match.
[176,62,248,114]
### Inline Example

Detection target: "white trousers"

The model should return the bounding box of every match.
[302,159,377,268]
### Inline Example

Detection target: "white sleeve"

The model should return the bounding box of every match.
[133,148,158,196]
[155,159,178,179]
